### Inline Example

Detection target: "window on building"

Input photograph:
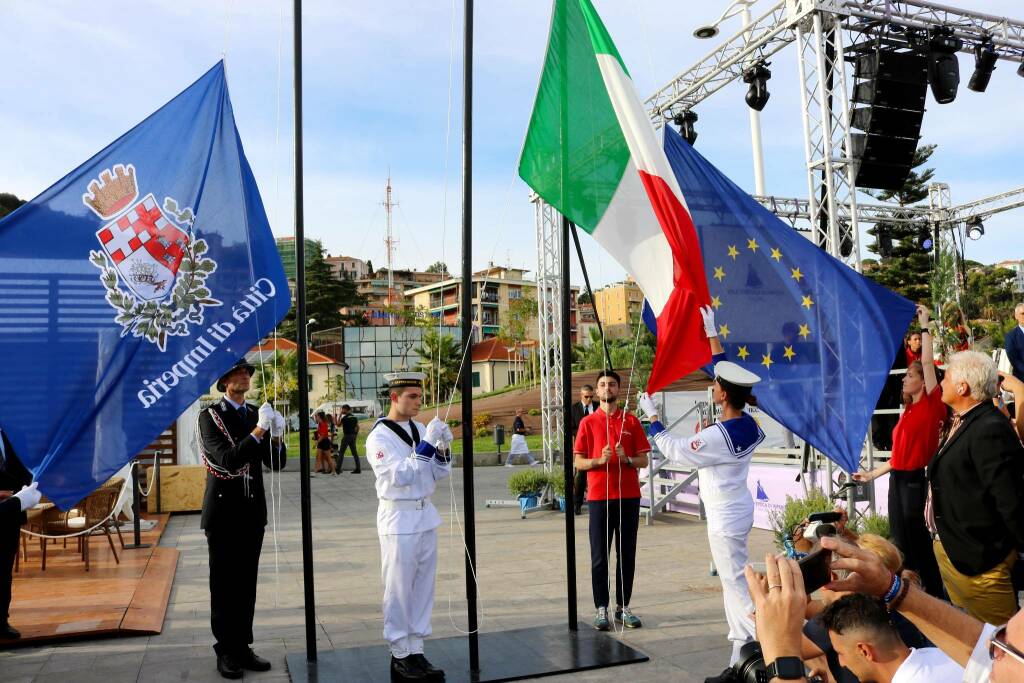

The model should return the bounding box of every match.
[472,372,480,388]
[507,370,516,385]
[308,374,314,389]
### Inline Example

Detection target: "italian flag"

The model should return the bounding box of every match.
[518,0,711,394]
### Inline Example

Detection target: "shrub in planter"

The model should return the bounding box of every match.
[475,427,490,438]
[507,469,549,497]
[858,512,891,539]
[472,413,491,430]
[767,488,833,550]
[446,419,461,429]
[548,469,566,497]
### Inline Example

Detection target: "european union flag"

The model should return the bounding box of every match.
[0,63,290,508]
[662,125,914,473]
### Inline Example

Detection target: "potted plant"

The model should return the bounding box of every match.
[507,469,548,514]
[548,469,566,512]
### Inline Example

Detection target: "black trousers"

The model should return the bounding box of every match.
[207,525,264,656]
[0,513,20,622]
[889,469,943,597]
[573,470,588,512]
[335,435,360,472]
[588,497,640,609]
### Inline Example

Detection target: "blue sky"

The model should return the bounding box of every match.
[2,0,1022,288]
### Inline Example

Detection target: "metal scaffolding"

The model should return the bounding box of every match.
[533,195,565,472]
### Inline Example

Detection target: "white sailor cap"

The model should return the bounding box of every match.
[384,371,427,389]
[713,361,761,387]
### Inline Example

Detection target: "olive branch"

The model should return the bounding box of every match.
[90,235,221,351]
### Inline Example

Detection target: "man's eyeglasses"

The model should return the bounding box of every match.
[989,624,1024,665]
[582,395,593,401]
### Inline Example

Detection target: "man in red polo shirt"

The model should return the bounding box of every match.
[573,370,650,632]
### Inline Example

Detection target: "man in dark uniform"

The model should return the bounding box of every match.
[199,359,286,679]
[570,385,599,515]
[335,404,361,474]
[0,427,34,640]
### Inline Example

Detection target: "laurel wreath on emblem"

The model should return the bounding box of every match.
[89,199,222,351]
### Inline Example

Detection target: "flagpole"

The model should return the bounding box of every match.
[561,215,578,631]
[293,0,318,665]
[460,0,480,672]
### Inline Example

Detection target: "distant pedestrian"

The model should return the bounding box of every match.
[506,409,538,466]
[571,385,599,514]
[335,404,362,474]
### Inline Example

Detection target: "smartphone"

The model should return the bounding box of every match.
[798,545,833,594]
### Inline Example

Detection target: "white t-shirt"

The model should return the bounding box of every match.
[891,647,965,683]
[963,623,997,683]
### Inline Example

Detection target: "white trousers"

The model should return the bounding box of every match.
[380,529,438,658]
[707,521,756,665]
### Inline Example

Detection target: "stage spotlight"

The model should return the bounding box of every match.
[917,226,934,251]
[968,38,998,92]
[1018,61,1024,78]
[966,217,985,240]
[693,25,719,39]
[743,61,772,111]
[928,26,963,104]
[673,110,699,145]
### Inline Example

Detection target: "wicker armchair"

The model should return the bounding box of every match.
[67,484,122,571]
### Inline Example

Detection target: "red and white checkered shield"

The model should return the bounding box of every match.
[95,194,190,301]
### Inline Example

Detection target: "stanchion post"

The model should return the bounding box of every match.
[123,459,151,550]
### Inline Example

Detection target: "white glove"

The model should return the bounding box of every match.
[13,482,41,511]
[257,402,274,431]
[425,417,447,446]
[271,413,286,438]
[637,392,658,421]
[700,305,717,339]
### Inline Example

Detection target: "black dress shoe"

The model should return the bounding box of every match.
[704,668,739,683]
[0,621,21,640]
[409,653,445,681]
[391,655,428,681]
[237,648,272,672]
[216,654,244,680]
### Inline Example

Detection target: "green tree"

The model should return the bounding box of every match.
[277,240,366,338]
[571,317,656,388]
[414,329,461,405]
[251,351,299,411]
[961,264,1018,344]
[426,261,450,275]
[497,295,536,385]
[862,144,937,304]
[0,193,25,220]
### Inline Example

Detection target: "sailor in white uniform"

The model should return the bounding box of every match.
[637,307,765,679]
[367,372,453,682]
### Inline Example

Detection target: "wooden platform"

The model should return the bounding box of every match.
[3,514,178,646]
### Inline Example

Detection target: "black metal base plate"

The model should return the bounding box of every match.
[286,622,649,682]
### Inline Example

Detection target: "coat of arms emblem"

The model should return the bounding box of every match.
[85,164,221,350]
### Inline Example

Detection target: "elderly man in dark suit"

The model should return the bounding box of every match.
[928,350,1024,625]
[570,385,600,515]
[200,360,287,679]
[0,427,35,640]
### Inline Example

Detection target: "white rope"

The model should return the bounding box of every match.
[135,455,161,498]
[20,505,118,540]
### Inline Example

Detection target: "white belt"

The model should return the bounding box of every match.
[381,498,431,511]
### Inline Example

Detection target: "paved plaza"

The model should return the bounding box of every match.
[0,464,775,682]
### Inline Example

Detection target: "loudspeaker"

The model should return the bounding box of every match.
[850,49,928,191]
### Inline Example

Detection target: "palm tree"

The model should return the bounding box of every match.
[414,330,461,405]
[251,351,300,412]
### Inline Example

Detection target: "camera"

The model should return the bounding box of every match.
[711,642,822,683]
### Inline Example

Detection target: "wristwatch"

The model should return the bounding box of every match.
[764,657,804,680]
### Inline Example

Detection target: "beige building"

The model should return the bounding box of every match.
[323,254,369,281]
[593,278,643,338]
[342,268,445,326]
[404,264,578,343]
[470,338,520,394]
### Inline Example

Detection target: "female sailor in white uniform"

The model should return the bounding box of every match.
[637,307,764,676]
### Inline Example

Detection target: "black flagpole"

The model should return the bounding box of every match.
[460,0,480,672]
[561,216,578,630]
[293,0,318,665]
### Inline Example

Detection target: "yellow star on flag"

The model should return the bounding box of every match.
[747,238,759,252]
[783,345,796,361]
[761,353,774,369]
[711,295,722,310]
[713,266,726,282]
[790,267,803,282]
[718,323,730,339]
[727,245,739,260]
[737,345,750,361]
[770,247,783,262]
[798,323,811,340]
[801,295,814,310]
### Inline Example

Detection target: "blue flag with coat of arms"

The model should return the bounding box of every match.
[660,125,915,473]
[0,62,290,509]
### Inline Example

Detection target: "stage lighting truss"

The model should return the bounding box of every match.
[742,60,772,111]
